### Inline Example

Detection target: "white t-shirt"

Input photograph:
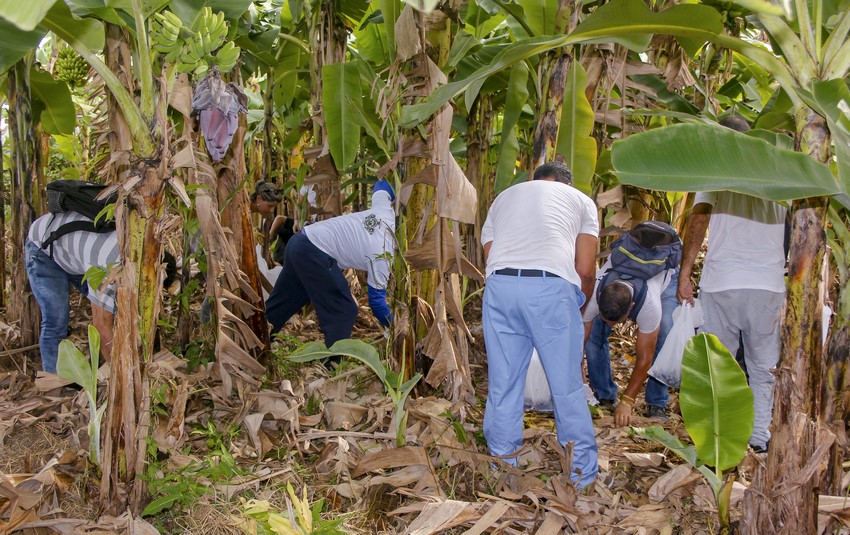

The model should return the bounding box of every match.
[302,190,395,289]
[695,192,786,293]
[582,259,674,333]
[481,180,598,288]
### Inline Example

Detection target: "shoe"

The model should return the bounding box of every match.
[598,399,616,411]
[750,441,769,454]
[646,405,669,421]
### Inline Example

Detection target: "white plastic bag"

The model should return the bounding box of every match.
[649,300,703,388]
[524,349,554,412]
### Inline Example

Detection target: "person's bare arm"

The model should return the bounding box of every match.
[575,233,598,309]
[269,215,295,238]
[614,327,660,426]
[91,304,114,362]
[677,203,712,304]
[483,241,492,266]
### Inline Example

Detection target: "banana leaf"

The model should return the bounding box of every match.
[322,62,363,171]
[611,123,842,201]
[494,63,530,194]
[0,0,55,31]
[680,333,753,471]
[289,339,387,385]
[556,61,596,194]
[400,0,723,127]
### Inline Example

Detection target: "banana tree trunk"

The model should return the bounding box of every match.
[741,109,834,533]
[0,125,5,309]
[530,0,579,172]
[7,58,40,361]
[99,22,165,514]
[467,94,492,268]
[309,1,346,216]
[219,111,271,358]
[101,168,167,513]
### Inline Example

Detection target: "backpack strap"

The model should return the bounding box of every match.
[41,220,104,257]
[627,277,649,322]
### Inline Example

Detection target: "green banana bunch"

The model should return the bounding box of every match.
[55,47,89,88]
[191,7,227,55]
[213,42,240,73]
[150,11,184,62]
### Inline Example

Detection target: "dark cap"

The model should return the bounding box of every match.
[254,180,282,202]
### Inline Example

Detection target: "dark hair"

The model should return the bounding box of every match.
[532,162,573,185]
[598,281,633,323]
[252,180,282,202]
[163,250,178,289]
[718,115,751,133]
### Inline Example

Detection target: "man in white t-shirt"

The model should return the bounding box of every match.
[583,259,679,425]
[265,180,396,363]
[678,115,787,454]
[481,162,599,489]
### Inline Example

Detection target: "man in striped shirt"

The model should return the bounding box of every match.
[25,211,119,374]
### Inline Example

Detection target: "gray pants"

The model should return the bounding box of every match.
[700,289,784,449]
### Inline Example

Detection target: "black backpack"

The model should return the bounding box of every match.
[41,180,118,251]
[597,221,682,320]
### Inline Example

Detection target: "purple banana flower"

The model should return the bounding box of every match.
[192,67,248,162]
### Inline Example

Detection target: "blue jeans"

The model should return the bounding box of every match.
[483,273,598,489]
[25,240,86,373]
[585,270,680,408]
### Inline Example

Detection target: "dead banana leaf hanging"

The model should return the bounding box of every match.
[192,67,247,163]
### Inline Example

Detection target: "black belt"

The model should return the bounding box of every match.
[494,268,559,278]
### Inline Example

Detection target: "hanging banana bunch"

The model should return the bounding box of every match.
[55,47,89,89]
[150,7,241,79]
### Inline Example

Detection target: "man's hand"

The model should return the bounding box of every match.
[614,400,633,426]
[677,277,695,305]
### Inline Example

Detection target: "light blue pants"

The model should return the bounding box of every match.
[483,273,598,488]
[700,289,784,449]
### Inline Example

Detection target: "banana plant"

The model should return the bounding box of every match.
[288,339,421,447]
[635,332,753,534]
[57,325,107,467]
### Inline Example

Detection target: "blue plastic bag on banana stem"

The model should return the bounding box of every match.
[648,299,703,388]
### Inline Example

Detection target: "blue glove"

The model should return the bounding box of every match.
[373,179,395,202]
[368,285,393,327]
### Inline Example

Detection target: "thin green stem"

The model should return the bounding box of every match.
[277,32,311,54]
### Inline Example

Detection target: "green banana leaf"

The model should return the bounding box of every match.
[355,2,391,65]
[322,62,363,171]
[556,61,596,194]
[0,0,55,31]
[30,69,75,135]
[400,0,723,127]
[810,80,850,195]
[42,0,105,53]
[517,0,558,36]
[379,0,401,60]
[680,333,753,471]
[494,63,530,195]
[0,19,44,73]
[611,123,842,201]
[289,339,388,386]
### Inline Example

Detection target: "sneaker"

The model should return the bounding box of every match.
[598,399,617,412]
[750,441,769,454]
[646,405,668,421]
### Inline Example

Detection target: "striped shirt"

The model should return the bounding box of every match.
[28,212,119,312]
